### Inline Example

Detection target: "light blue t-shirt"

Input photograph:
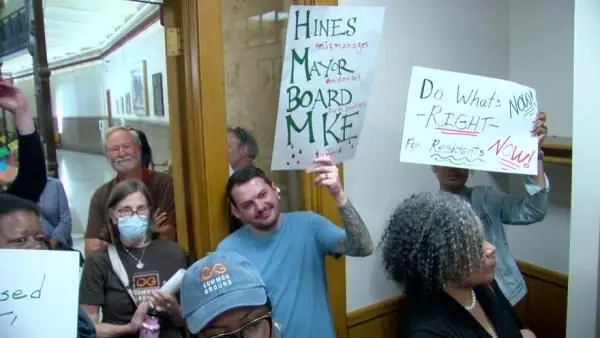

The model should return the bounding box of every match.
[217,211,345,338]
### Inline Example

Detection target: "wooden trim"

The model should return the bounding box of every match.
[347,295,405,328]
[161,0,229,256]
[165,0,230,257]
[517,260,568,288]
[162,0,190,252]
[541,136,572,165]
[345,260,568,334]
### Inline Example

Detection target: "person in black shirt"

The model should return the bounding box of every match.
[0,77,47,202]
[380,192,536,338]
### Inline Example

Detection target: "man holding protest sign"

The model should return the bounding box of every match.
[432,112,549,306]
[219,155,373,338]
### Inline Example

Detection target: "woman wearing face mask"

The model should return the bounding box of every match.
[79,179,188,338]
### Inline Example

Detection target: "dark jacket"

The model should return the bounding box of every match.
[78,307,97,338]
[5,131,47,202]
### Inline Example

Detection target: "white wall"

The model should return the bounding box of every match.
[104,21,169,123]
[567,0,600,336]
[504,0,574,275]
[508,0,574,138]
[14,61,106,121]
[340,0,510,311]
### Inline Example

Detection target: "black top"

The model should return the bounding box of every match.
[5,131,47,202]
[399,281,524,338]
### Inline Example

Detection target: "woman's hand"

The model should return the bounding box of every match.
[128,301,150,332]
[521,329,536,338]
[150,290,181,317]
[532,112,548,147]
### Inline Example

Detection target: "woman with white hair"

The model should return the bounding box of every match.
[381,192,535,338]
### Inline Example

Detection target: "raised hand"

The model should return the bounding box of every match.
[305,155,347,206]
[0,78,34,135]
[532,112,548,147]
[0,78,29,115]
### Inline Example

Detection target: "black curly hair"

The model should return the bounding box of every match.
[380,191,484,297]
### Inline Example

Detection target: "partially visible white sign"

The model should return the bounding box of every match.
[0,249,79,338]
[400,66,539,175]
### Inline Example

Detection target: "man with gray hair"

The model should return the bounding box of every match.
[83,126,176,257]
[227,126,259,175]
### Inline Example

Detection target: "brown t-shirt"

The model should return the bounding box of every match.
[79,239,188,338]
[84,170,176,242]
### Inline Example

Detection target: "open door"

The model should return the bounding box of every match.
[162,0,347,336]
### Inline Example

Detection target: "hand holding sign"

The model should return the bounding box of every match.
[532,112,548,146]
[306,155,347,206]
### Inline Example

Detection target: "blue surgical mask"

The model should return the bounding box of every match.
[117,215,148,242]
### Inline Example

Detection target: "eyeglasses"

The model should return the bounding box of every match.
[207,313,272,338]
[116,206,149,218]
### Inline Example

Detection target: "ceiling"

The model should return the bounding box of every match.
[1,0,158,75]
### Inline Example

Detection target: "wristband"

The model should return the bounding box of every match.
[538,150,544,160]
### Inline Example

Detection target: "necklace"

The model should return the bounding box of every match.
[122,244,148,269]
[464,289,477,311]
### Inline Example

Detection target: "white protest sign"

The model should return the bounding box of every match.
[271,5,385,170]
[400,66,539,175]
[0,249,80,338]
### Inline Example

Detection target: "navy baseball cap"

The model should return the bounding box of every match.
[181,251,268,334]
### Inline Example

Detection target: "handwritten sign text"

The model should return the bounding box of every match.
[271,5,385,170]
[399,66,539,175]
[0,249,79,338]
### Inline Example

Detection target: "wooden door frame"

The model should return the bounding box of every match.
[162,0,347,337]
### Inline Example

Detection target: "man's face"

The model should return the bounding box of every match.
[197,306,272,338]
[433,166,469,191]
[227,132,248,169]
[105,129,142,174]
[230,177,280,231]
[0,211,46,249]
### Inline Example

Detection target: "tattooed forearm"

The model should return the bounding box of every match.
[334,199,374,257]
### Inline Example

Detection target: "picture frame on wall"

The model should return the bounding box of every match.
[131,60,149,116]
[125,93,132,115]
[152,72,164,117]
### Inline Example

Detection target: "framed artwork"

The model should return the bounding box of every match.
[152,72,164,117]
[131,60,149,116]
[125,93,132,115]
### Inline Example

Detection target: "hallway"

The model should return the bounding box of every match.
[57,150,113,254]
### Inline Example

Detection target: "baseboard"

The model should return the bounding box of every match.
[346,260,568,338]
[347,295,406,328]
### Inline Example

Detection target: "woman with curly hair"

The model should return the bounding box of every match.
[381,192,535,338]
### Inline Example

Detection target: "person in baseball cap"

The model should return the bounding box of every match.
[181,251,281,337]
